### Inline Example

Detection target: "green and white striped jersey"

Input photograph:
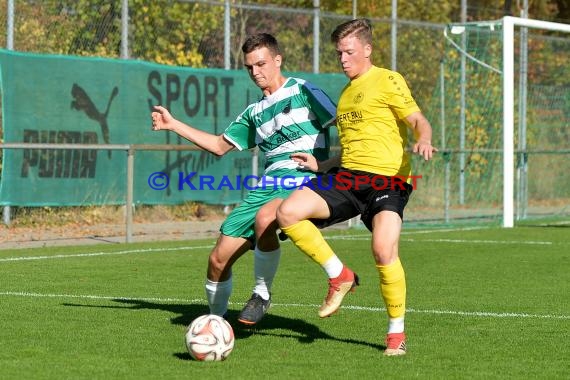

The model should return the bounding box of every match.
[223,77,336,178]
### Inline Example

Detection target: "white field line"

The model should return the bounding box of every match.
[0,245,213,263]
[325,226,490,240]
[1,291,568,320]
[329,236,554,245]
[0,227,481,263]
[403,226,490,234]
[0,225,559,263]
[404,238,553,245]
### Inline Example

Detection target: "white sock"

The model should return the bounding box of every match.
[322,255,344,278]
[205,277,232,316]
[387,317,405,334]
[252,246,281,301]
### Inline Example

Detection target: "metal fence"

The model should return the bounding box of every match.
[0,0,449,232]
[0,142,214,242]
[0,0,446,98]
[1,1,569,238]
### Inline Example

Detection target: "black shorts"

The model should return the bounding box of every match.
[306,168,413,231]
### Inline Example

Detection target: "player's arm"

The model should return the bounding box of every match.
[317,155,341,172]
[290,153,340,173]
[151,105,234,156]
[405,111,438,161]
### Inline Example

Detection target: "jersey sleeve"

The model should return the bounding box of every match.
[222,106,256,151]
[300,81,337,129]
[384,72,421,119]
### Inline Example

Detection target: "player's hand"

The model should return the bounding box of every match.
[413,140,438,161]
[290,152,319,172]
[151,105,173,131]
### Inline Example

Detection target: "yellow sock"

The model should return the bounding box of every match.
[376,258,406,319]
[281,220,334,265]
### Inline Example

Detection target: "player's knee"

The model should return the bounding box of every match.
[372,242,399,265]
[276,200,298,227]
[208,251,229,274]
[255,208,276,231]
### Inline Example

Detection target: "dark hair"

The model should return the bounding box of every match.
[331,18,373,45]
[241,33,281,56]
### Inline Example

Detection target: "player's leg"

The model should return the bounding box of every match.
[366,179,412,356]
[371,210,407,356]
[205,233,251,317]
[205,199,257,317]
[277,184,359,318]
[238,198,282,325]
[253,197,282,297]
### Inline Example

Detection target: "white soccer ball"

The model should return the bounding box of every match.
[185,314,235,361]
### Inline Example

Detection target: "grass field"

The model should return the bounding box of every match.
[1,223,569,379]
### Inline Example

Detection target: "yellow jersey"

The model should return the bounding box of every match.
[336,66,420,178]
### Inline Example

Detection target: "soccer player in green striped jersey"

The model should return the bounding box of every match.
[151,33,336,325]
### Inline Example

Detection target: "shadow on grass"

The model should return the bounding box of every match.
[63,298,385,359]
[518,223,570,228]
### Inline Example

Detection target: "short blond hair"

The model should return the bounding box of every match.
[331,18,373,45]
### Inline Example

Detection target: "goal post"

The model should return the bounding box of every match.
[436,16,570,228]
[501,16,570,227]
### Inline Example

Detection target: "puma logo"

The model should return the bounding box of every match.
[71,84,118,158]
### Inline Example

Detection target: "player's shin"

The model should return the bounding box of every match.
[253,246,281,299]
[205,277,233,317]
[376,258,406,333]
[281,220,335,266]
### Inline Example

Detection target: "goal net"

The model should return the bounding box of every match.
[411,16,570,227]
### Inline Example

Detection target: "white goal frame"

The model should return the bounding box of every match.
[502,16,570,227]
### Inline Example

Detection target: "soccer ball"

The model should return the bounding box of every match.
[185,314,235,361]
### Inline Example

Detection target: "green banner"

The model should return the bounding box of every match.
[0,50,345,206]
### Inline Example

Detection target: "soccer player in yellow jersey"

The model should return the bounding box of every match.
[276,18,437,356]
